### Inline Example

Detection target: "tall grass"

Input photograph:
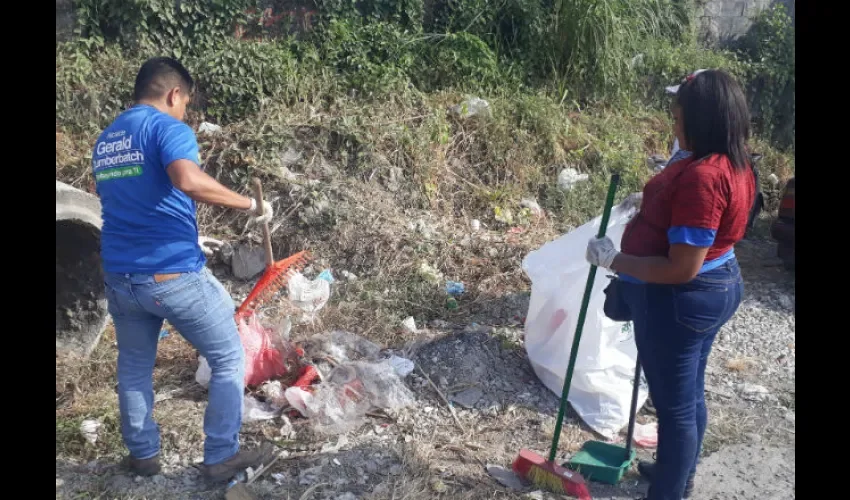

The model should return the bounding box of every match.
[549,0,686,100]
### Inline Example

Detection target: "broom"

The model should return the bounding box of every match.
[512,174,620,498]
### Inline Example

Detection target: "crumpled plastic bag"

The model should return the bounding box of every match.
[243,394,278,422]
[286,358,415,435]
[633,422,658,448]
[288,272,331,321]
[235,311,303,387]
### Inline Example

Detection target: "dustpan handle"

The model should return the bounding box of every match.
[252,178,274,267]
[624,359,641,458]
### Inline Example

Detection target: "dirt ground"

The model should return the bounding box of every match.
[55,235,794,500]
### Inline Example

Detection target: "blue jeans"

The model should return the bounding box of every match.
[621,259,743,500]
[104,268,245,466]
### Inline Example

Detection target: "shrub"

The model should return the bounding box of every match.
[636,38,748,108]
[56,43,140,133]
[191,39,299,122]
[74,0,251,59]
[316,19,417,97]
[739,4,795,148]
[547,0,686,100]
[414,32,501,91]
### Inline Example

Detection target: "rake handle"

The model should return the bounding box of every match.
[548,173,620,463]
[252,178,274,267]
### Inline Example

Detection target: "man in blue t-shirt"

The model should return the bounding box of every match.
[93,57,274,481]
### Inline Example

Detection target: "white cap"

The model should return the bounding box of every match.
[665,69,708,95]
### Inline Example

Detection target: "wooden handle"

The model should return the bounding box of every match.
[252,178,274,267]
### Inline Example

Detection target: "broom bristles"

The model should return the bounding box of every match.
[527,464,569,492]
[513,449,591,500]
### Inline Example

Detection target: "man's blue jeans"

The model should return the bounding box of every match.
[621,259,743,500]
[104,268,245,466]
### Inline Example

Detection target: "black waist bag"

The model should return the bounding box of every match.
[603,276,631,322]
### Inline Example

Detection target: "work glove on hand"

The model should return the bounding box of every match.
[586,236,619,270]
[621,192,643,212]
[243,198,274,226]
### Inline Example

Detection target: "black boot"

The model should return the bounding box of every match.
[637,460,694,498]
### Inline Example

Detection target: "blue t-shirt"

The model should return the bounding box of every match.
[92,105,206,274]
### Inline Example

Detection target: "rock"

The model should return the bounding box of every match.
[231,245,266,280]
[557,167,589,191]
[738,383,770,400]
[299,196,331,225]
[451,387,484,409]
[341,270,358,281]
[778,294,794,310]
[198,122,222,135]
[486,464,529,491]
[219,242,234,264]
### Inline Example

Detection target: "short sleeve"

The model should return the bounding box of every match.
[157,120,200,169]
[670,163,727,233]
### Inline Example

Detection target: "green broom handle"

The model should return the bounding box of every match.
[548,173,620,462]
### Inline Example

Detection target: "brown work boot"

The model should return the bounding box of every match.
[201,444,276,483]
[122,455,161,477]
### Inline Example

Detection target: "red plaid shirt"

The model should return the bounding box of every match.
[621,154,755,261]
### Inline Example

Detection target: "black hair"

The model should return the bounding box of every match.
[675,70,751,170]
[133,57,195,102]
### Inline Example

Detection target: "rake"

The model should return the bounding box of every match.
[234,179,312,319]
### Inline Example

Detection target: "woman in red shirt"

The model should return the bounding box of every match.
[585,70,755,500]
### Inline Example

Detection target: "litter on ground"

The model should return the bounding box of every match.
[633,422,658,448]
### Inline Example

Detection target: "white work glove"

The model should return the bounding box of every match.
[621,192,643,212]
[243,198,274,226]
[586,236,619,270]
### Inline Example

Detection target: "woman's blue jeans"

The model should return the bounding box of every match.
[104,268,245,466]
[621,259,743,500]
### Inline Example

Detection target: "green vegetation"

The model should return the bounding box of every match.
[56,0,795,232]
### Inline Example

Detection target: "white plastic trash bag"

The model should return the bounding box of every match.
[522,202,647,439]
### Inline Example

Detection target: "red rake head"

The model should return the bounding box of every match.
[235,250,312,318]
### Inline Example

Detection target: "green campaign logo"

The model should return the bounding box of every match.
[95,165,143,182]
